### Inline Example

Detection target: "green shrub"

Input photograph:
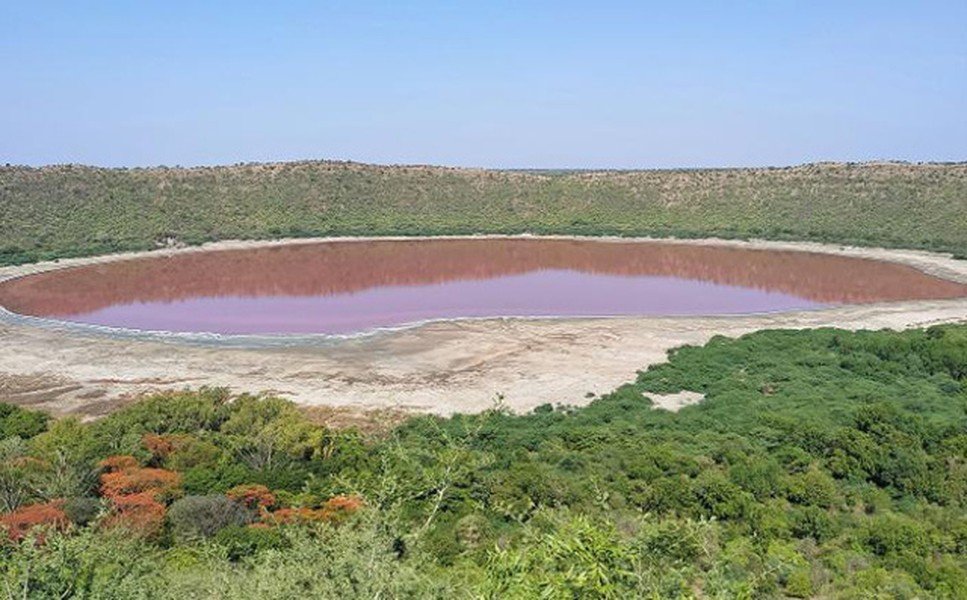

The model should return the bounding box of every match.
[166,495,252,542]
[0,403,48,438]
[62,497,104,526]
[213,524,288,561]
[789,506,837,543]
[784,568,814,598]
[864,513,931,557]
[784,465,839,507]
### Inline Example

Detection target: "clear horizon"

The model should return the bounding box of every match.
[5,159,967,172]
[2,1,965,169]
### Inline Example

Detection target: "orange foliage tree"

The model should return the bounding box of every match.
[0,500,69,542]
[261,495,363,526]
[320,495,364,524]
[103,492,167,536]
[101,467,181,501]
[226,484,277,511]
[97,455,181,537]
[141,433,193,464]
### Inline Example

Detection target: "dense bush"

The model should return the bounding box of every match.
[213,524,287,560]
[166,495,252,541]
[0,403,48,439]
[61,496,103,526]
[2,161,967,267]
[0,500,69,541]
[1,325,966,596]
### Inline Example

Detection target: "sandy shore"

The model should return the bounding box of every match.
[2,236,966,419]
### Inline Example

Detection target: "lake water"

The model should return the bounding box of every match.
[1,239,965,335]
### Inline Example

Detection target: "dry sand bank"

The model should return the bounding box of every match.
[1,236,966,420]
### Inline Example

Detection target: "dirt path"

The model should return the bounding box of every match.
[2,236,966,419]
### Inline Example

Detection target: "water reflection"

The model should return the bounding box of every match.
[0,239,964,334]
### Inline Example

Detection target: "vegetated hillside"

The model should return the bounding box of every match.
[1,160,966,266]
[2,325,966,597]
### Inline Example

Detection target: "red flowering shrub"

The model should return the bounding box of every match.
[142,433,194,463]
[320,495,364,524]
[101,466,181,501]
[97,455,181,538]
[0,500,69,542]
[226,484,277,510]
[260,495,363,527]
[102,492,166,537]
[112,492,165,515]
[141,433,173,460]
[324,495,364,514]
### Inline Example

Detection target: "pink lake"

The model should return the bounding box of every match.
[1,239,965,335]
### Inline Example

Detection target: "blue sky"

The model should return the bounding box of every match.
[1,1,965,168]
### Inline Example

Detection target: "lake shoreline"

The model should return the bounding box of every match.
[1,235,966,420]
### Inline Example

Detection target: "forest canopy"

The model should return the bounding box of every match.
[2,161,967,267]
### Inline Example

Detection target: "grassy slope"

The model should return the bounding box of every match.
[2,160,966,266]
